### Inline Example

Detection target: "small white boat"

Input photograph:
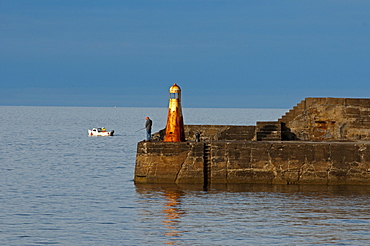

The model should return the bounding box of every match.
[88,127,114,136]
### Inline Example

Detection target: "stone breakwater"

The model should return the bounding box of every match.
[135,98,370,185]
[135,141,370,185]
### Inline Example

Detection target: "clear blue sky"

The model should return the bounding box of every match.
[1,0,370,108]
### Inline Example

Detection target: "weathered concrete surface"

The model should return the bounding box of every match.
[135,142,204,183]
[135,141,370,185]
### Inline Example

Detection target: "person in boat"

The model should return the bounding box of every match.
[101,127,106,132]
[145,117,152,141]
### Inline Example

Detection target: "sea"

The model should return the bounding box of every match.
[1,106,370,246]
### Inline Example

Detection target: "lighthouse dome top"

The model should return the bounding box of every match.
[169,83,181,93]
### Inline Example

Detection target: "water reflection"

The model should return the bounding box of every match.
[135,183,370,245]
[162,190,185,244]
[136,182,370,195]
[135,184,192,245]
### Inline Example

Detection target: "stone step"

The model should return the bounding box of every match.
[278,99,307,124]
[255,121,281,141]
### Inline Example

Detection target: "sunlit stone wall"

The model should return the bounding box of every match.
[134,141,370,185]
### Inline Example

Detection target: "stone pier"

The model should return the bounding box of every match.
[135,98,370,185]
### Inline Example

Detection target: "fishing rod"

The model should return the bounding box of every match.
[133,127,146,133]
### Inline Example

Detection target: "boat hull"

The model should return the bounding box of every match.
[88,129,114,136]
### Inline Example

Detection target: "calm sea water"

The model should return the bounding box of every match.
[1,106,370,245]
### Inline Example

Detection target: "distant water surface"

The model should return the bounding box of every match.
[1,106,370,245]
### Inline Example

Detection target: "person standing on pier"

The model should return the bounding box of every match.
[145,117,152,141]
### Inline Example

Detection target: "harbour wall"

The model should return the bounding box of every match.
[135,97,370,185]
[135,141,370,185]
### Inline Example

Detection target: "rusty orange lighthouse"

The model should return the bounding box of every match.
[164,83,185,142]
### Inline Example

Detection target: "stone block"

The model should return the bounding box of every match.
[325,98,343,105]
[249,143,271,164]
[227,170,274,184]
[330,143,360,170]
[345,98,370,107]
[345,107,360,116]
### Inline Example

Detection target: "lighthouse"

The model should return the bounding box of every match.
[164,83,185,142]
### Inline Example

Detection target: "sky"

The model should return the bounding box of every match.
[1,0,370,108]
